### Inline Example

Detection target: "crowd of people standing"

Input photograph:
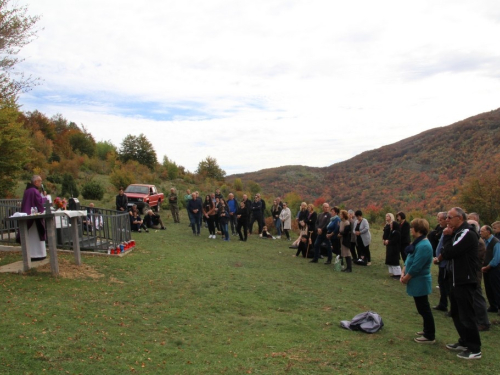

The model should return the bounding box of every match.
[16,177,500,362]
[178,188,500,360]
[381,207,500,360]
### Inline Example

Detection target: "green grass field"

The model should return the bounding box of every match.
[1,215,498,374]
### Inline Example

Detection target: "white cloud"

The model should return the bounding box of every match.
[15,0,500,174]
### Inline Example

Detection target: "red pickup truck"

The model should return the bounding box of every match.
[124,184,164,214]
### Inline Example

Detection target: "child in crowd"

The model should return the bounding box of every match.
[294,235,313,258]
[130,211,148,232]
[260,226,275,239]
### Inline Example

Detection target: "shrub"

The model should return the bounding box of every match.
[61,173,79,198]
[81,180,105,200]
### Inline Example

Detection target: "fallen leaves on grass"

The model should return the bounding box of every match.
[37,258,104,280]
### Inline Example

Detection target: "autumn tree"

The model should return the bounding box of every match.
[196,156,226,181]
[0,99,31,196]
[51,114,77,159]
[21,110,53,173]
[22,110,55,140]
[0,0,40,100]
[109,167,135,190]
[119,133,158,168]
[69,125,96,157]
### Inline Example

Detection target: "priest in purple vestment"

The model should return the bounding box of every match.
[20,175,47,261]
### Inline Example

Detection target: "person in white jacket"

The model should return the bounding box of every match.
[279,202,292,241]
[353,210,372,265]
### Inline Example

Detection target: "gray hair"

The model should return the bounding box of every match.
[452,207,467,221]
[31,175,41,184]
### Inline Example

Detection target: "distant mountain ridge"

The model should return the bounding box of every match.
[227,108,500,213]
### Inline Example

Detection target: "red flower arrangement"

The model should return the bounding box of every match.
[53,197,67,210]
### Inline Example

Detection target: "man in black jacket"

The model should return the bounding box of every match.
[310,203,331,264]
[241,194,252,231]
[116,187,128,212]
[439,207,482,360]
[249,195,263,235]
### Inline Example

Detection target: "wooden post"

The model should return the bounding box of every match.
[70,217,81,266]
[18,220,31,272]
[45,216,59,276]
[42,201,58,276]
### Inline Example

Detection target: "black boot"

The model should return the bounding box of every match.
[342,257,352,273]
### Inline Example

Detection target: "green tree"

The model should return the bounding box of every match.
[119,133,158,168]
[96,140,117,160]
[61,173,79,198]
[233,178,243,191]
[0,0,40,100]
[162,155,179,180]
[459,173,500,224]
[247,180,261,195]
[0,99,31,196]
[283,191,302,217]
[196,156,226,181]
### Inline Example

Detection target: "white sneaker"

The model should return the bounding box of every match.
[212,235,217,239]
[276,236,281,239]
[209,235,213,239]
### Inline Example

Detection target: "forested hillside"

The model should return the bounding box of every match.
[228,108,500,216]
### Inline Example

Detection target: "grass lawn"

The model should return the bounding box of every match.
[1,214,498,374]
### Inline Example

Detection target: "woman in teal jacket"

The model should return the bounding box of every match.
[400,218,435,344]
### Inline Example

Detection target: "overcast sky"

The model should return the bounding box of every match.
[17,0,500,175]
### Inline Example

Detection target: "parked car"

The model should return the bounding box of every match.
[124,184,164,214]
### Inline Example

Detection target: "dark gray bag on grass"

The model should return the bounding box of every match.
[340,311,384,333]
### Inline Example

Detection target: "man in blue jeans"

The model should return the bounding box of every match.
[187,192,202,235]
[227,193,238,236]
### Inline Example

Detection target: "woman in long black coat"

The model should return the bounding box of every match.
[397,211,411,262]
[384,221,402,279]
[236,201,249,241]
[383,213,394,243]
[305,204,318,249]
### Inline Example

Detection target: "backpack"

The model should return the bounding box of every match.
[340,311,384,333]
